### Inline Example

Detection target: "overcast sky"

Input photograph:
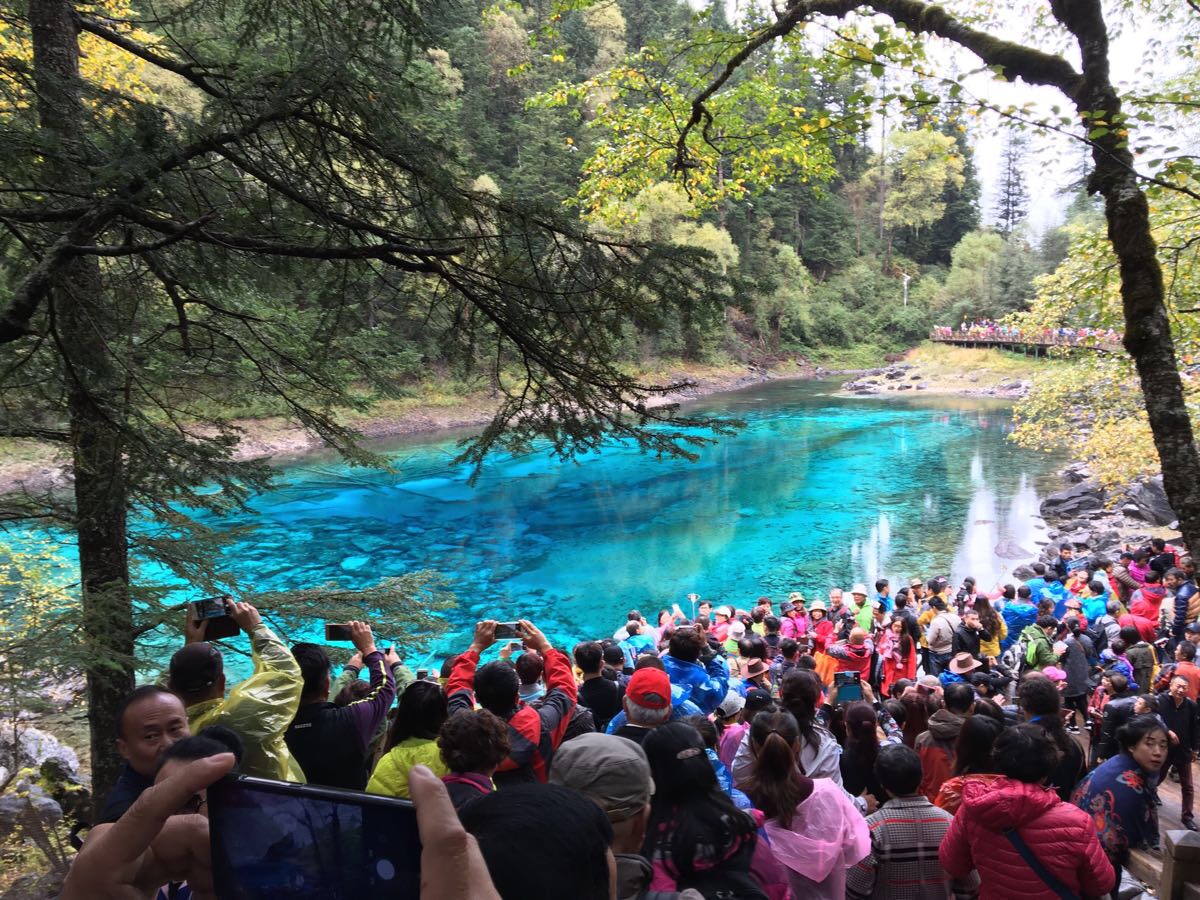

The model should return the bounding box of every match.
[689,1,1184,238]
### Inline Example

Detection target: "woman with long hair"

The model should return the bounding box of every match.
[973,595,1007,663]
[1073,714,1168,893]
[879,618,916,695]
[742,709,869,899]
[641,722,787,898]
[933,714,1004,814]
[732,669,842,788]
[839,701,886,808]
[367,681,448,799]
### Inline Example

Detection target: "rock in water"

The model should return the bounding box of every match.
[340,554,370,571]
[995,539,1032,560]
[1126,475,1176,526]
[1040,480,1107,519]
[1012,565,1037,581]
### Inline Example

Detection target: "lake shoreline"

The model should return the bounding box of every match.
[0,359,820,496]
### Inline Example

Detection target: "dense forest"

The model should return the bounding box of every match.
[383,0,1071,365]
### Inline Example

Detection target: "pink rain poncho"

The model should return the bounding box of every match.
[762,778,871,900]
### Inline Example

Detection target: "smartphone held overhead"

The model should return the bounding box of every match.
[188,596,240,640]
[492,622,525,640]
[325,623,356,642]
[833,671,863,704]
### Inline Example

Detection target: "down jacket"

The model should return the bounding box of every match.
[939,777,1115,900]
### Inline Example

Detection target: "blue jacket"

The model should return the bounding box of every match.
[1045,581,1069,617]
[875,593,893,613]
[661,654,729,715]
[604,689,702,734]
[1174,580,1198,639]
[1000,601,1038,653]
[1025,577,1048,600]
[1082,591,1109,622]
[618,633,656,668]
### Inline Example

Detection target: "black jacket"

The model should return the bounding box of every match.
[1157,692,1200,755]
[1100,694,1138,759]
[951,624,987,659]
[1174,579,1199,640]
[97,763,152,824]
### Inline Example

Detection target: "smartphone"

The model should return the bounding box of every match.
[188,596,239,640]
[208,774,421,899]
[415,668,429,680]
[493,622,524,640]
[325,623,354,642]
[508,640,524,653]
[834,671,863,704]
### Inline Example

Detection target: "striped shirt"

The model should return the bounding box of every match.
[846,795,979,900]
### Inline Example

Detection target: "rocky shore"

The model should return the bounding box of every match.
[0,362,807,497]
[840,362,1032,400]
[1012,463,1182,580]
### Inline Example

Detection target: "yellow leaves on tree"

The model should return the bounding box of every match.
[1010,191,1200,492]
[0,0,157,115]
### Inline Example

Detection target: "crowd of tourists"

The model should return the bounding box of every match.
[931,321,1123,346]
[64,538,1200,900]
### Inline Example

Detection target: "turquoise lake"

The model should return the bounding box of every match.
[135,377,1059,668]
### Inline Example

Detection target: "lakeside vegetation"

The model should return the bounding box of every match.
[2,3,1200,885]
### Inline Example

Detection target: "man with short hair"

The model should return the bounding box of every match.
[168,599,305,781]
[826,627,875,680]
[851,583,874,631]
[618,619,655,669]
[1158,675,1199,830]
[952,609,988,662]
[847,744,980,899]
[575,641,624,733]
[1052,543,1074,581]
[447,619,577,785]
[1188,621,1200,648]
[550,733,701,900]
[514,651,545,703]
[828,587,855,634]
[97,686,190,823]
[613,668,672,745]
[458,782,617,900]
[875,578,892,613]
[285,620,397,790]
[1167,566,1200,643]
[1024,563,1049,603]
[1019,615,1060,672]
[1120,625,1156,695]
[915,682,974,801]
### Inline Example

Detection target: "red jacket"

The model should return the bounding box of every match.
[914,709,963,801]
[1118,613,1157,643]
[825,640,873,678]
[446,647,577,785]
[940,777,1115,900]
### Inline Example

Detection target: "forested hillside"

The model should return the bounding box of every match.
[398,0,1063,364]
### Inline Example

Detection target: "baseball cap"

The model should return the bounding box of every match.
[549,733,654,822]
[851,583,868,596]
[1186,622,1200,635]
[717,689,746,718]
[1043,665,1067,682]
[727,621,747,640]
[715,606,733,618]
[744,687,774,711]
[169,642,223,694]
[626,667,672,711]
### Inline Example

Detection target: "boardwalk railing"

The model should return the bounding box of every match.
[929,329,1124,355]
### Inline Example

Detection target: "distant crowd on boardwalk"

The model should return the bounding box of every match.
[62,537,1200,900]
[931,321,1124,345]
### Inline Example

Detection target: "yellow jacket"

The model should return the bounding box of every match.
[366,737,447,799]
[917,607,936,648]
[186,623,306,782]
[979,617,1008,659]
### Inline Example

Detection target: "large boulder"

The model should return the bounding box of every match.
[1125,475,1177,527]
[1012,564,1038,581]
[1040,480,1107,520]
[0,726,80,779]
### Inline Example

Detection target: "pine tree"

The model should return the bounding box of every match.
[995,134,1030,237]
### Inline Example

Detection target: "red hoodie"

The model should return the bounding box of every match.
[940,777,1115,900]
[1130,583,1167,620]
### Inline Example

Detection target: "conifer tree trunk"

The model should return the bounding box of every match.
[30,0,134,802]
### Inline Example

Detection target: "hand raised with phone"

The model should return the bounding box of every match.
[227,601,262,634]
[346,620,377,656]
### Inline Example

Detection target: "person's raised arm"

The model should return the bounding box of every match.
[519,620,576,744]
[446,621,493,714]
[344,621,396,750]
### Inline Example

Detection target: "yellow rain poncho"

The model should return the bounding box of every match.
[186,624,306,782]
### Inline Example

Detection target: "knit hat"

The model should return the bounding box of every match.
[549,733,654,822]
[626,668,672,711]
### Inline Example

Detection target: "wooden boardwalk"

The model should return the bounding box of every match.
[930,334,1124,355]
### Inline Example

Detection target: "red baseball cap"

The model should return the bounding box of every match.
[626,668,672,710]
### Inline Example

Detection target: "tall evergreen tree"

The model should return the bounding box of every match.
[995,134,1030,237]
